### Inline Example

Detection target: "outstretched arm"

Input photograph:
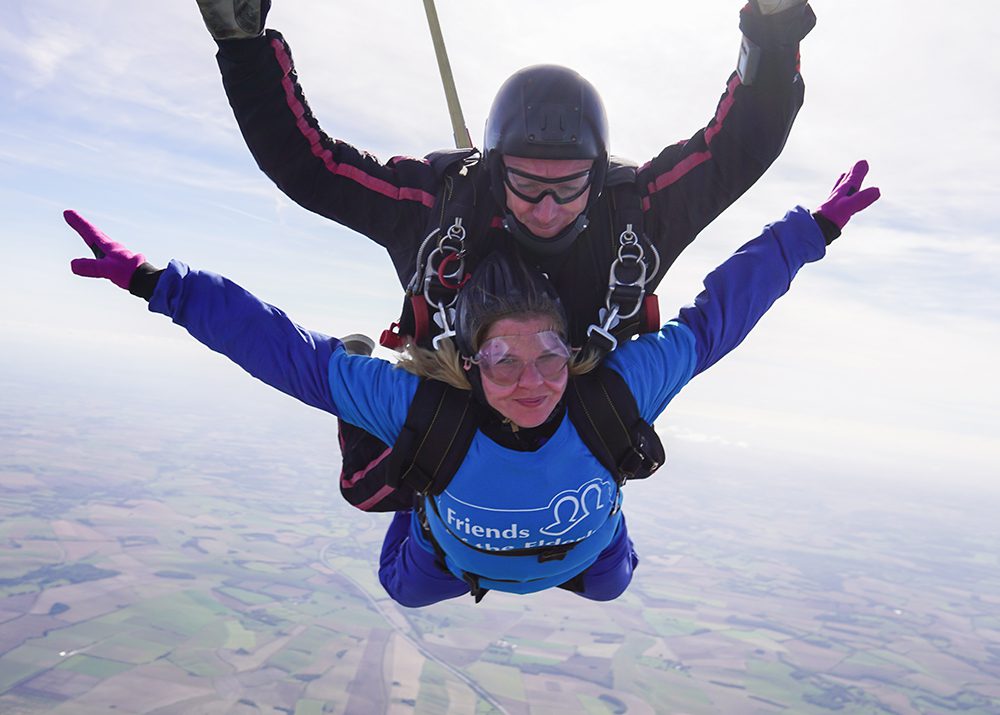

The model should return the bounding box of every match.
[638,1,817,284]
[65,211,420,442]
[612,161,880,419]
[195,1,438,280]
[66,210,342,414]
[679,160,881,376]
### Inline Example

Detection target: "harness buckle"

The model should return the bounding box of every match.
[586,304,620,353]
[604,223,648,321]
[617,422,666,483]
[609,490,624,516]
[431,301,457,350]
[537,548,569,563]
[461,572,489,603]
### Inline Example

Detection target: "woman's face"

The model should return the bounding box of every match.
[471,316,570,429]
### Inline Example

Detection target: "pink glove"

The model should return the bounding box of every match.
[816,160,881,230]
[66,210,146,291]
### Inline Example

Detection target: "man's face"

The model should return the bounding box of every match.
[502,156,594,239]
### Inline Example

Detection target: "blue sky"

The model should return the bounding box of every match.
[2,1,998,488]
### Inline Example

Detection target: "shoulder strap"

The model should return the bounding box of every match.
[606,158,645,244]
[425,147,479,175]
[383,151,489,351]
[584,159,662,355]
[605,156,639,186]
[424,148,483,234]
[567,366,665,484]
[386,380,483,496]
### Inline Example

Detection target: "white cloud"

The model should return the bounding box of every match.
[2,0,998,487]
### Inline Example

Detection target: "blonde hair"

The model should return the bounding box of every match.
[395,338,471,390]
[395,323,601,388]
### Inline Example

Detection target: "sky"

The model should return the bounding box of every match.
[1,1,998,490]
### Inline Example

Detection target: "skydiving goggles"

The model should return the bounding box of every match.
[468,330,575,386]
[503,165,593,205]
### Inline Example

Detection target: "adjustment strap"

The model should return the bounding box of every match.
[462,572,489,603]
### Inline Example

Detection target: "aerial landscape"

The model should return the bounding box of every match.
[2,368,998,714]
[3,1,999,712]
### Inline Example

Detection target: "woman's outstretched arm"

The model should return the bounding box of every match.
[611,160,880,420]
[679,160,880,377]
[66,210,345,415]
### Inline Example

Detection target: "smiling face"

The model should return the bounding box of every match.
[471,316,570,429]
[502,156,593,239]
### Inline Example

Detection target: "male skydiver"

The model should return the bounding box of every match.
[194,0,817,510]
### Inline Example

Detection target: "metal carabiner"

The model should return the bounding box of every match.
[617,222,661,286]
[603,223,648,320]
[407,227,441,294]
[441,216,467,247]
[604,264,646,320]
[437,252,469,290]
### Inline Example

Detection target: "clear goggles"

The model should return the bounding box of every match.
[503,165,593,205]
[470,330,574,386]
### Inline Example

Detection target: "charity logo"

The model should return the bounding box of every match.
[440,477,616,550]
[540,478,610,536]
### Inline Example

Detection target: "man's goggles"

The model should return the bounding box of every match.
[471,330,573,386]
[503,166,593,205]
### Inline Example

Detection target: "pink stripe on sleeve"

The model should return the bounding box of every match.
[356,484,402,511]
[643,74,742,199]
[703,74,741,145]
[270,38,435,209]
[341,446,393,488]
[647,151,712,194]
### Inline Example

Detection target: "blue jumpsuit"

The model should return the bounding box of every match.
[149,208,826,606]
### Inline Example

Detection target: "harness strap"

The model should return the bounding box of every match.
[567,366,665,484]
[558,572,587,594]
[416,494,575,605]
[585,166,662,357]
[386,381,481,495]
[415,495,491,603]
[462,572,489,604]
[382,150,492,351]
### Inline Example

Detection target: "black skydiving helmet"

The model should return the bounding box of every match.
[483,64,610,256]
[454,247,569,404]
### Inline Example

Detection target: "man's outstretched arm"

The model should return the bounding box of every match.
[638,1,817,285]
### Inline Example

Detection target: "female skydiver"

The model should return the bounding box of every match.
[65,161,879,608]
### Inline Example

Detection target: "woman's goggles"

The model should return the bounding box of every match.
[503,166,593,205]
[471,330,573,386]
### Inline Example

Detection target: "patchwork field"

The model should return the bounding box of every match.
[2,377,999,714]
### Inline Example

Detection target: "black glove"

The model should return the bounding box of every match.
[196,0,271,40]
[741,0,816,48]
